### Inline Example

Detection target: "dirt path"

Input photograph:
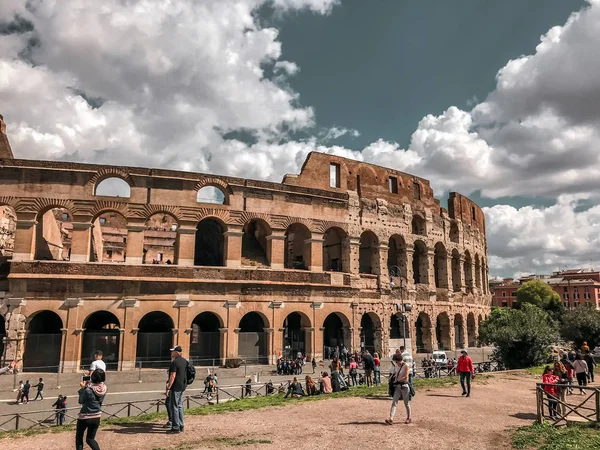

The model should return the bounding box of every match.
[0,373,537,450]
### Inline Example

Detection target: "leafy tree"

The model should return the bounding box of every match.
[479,304,559,369]
[561,305,600,350]
[516,280,564,320]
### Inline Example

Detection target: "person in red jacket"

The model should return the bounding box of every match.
[457,349,474,397]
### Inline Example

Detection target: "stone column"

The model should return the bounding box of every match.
[405,248,414,287]
[427,249,436,289]
[231,328,241,360]
[12,219,37,261]
[266,233,285,269]
[446,255,455,292]
[224,228,243,268]
[317,327,325,361]
[70,222,93,262]
[175,296,192,359]
[176,224,197,266]
[305,234,324,272]
[459,256,467,294]
[119,298,138,371]
[3,297,27,367]
[377,244,389,279]
[460,322,468,351]
[125,225,145,265]
[349,237,360,274]
[62,297,84,372]
[264,328,274,364]
[448,316,456,352]
[219,328,228,365]
[275,327,285,361]
[303,327,314,360]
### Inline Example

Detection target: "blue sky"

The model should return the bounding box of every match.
[1,0,600,277]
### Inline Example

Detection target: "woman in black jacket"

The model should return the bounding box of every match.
[76,369,107,450]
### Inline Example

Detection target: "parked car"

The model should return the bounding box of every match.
[432,350,448,366]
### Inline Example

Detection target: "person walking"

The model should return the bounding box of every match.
[581,341,590,353]
[88,351,106,375]
[385,353,411,425]
[75,368,106,450]
[542,366,559,420]
[33,377,45,401]
[312,357,317,374]
[16,380,23,404]
[348,358,358,386]
[165,346,188,434]
[552,360,568,416]
[21,380,31,404]
[457,349,474,397]
[583,351,596,383]
[52,395,65,425]
[399,346,415,397]
[573,353,589,394]
[362,350,375,387]
[373,352,381,386]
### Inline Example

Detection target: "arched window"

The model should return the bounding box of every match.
[449,222,459,243]
[387,235,407,279]
[143,213,178,264]
[91,211,127,263]
[197,186,226,205]
[194,218,225,266]
[412,240,428,284]
[323,227,348,272]
[242,219,271,267]
[411,215,426,236]
[35,208,71,261]
[23,311,63,371]
[95,177,131,198]
[190,312,223,364]
[136,312,174,368]
[238,312,268,364]
[81,311,121,371]
[284,223,311,270]
[434,242,448,289]
[359,231,379,274]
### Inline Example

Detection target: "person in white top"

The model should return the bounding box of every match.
[385,353,412,425]
[89,351,107,375]
[573,353,589,394]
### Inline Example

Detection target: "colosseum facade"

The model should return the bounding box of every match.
[0,116,491,372]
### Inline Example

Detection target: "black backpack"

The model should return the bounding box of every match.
[186,361,196,386]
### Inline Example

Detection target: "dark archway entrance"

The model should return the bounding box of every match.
[283,312,310,359]
[238,312,268,364]
[323,313,349,358]
[359,230,379,274]
[136,312,174,368]
[23,311,63,372]
[360,313,379,354]
[81,311,120,371]
[194,218,225,266]
[242,219,270,267]
[190,312,222,365]
[415,312,432,353]
[413,240,428,284]
[284,223,311,270]
[436,313,451,350]
[454,314,464,349]
[323,227,347,272]
[467,313,477,348]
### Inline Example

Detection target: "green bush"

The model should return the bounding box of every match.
[561,305,600,350]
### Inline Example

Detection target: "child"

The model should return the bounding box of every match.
[542,366,559,420]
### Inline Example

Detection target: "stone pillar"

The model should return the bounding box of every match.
[317,327,325,361]
[231,328,240,360]
[2,297,27,366]
[305,234,324,272]
[175,296,192,359]
[275,327,285,361]
[460,321,468,351]
[427,250,436,288]
[377,244,389,279]
[264,328,274,364]
[446,256,454,292]
[62,297,84,372]
[448,316,456,352]
[224,228,243,268]
[219,328,228,365]
[125,225,145,265]
[176,225,196,266]
[349,237,360,274]
[405,248,414,287]
[374,326,383,356]
[70,222,93,262]
[459,256,467,294]
[120,298,138,371]
[12,219,37,261]
[303,327,314,360]
[266,233,285,270]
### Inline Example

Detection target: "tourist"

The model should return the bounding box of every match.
[542,366,559,420]
[266,380,275,395]
[165,345,187,434]
[330,357,346,391]
[457,349,474,397]
[21,380,31,404]
[163,354,175,430]
[560,351,575,394]
[573,353,589,394]
[583,351,596,383]
[385,353,411,425]
[305,375,318,396]
[245,378,252,397]
[373,352,381,386]
[52,395,66,425]
[89,351,106,375]
[581,341,590,353]
[283,377,305,398]
[363,350,375,387]
[319,372,332,394]
[312,357,317,374]
[400,346,415,396]
[552,360,567,415]
[349,358,358,386]
[75,368,106,450]
[33,377,45,401]
[16,380,23,404]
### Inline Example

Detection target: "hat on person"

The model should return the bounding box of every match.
[461,348,468,354]
[170,345,183,352]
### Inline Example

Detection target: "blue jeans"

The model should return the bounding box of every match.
[460,372,471,395]
[168,390,184,430]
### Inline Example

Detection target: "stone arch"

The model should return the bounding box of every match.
[467,312,477,348]
[449,222,459,243]
[196,186,226,205]
[282,311,312,359]
[94,177,131,198]
[415,312,433,353]
[360,312,382,355]
[323,312,351,357]
[454,313,465,349]
[23,310,63,372]
[284,223,311,270]
[359,230,379,275]
[390,312,410,344]
[34,206,73,261]
[143,213,178,264]
[242,218,271,267]
[474,254,482,289]
[136,311,174,368]
[190,312,223,364]
[194,217,226,266]
[238,312,269,364]
[412,240,428,284]
[451,249,462,292]
[411,214,426,236]
[194,177,232,205]
[388,234,407,280]
[434,242,448,289]
[436,312,451,350]
[464,250,474,292]
[90,210,127,263]
[81,311,120,371]
[323,227,349,273]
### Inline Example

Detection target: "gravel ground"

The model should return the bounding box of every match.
[0,372,536,450]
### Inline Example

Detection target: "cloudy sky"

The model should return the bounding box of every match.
[1,0,600,278]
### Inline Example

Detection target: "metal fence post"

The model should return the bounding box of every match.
[127,403,131,417]
[596,389,600,423]
[15,414,19,431]
[216,387,219,404]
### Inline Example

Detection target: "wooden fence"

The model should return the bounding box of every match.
[536,383,600,426]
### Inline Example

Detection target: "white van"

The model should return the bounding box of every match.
[432,350,448,366]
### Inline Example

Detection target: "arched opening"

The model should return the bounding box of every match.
[91,211,127,263]
[23,311,63,372]
[454,314,464,349]
[238,312,268,364]
[194,218,225,266]
[323,312,350,358]
[415,312,432,353]
[464,251,473,292]
[449,222,459,243]
[359,230,379,275]
[467,313,477,348]
[0,205,17,258]
[387,235,407,279]
[360,313,381,354]
[95,177,131,198]
[190,312,222,365]
[242,219,270,267]
[412,240,428,285]
[34,208,71,261]
[436,313,451,350]
[81,311,120,371]
[282,312,311,359]
[323,227,348,272]
[411,215,426,236]
[451,249,462,292]
[196,186,226,205]
[474,254,482,289]
[136,312,174,368]
[284,223,311,270]
[434,242,448,289]
[0,315,6,364]
[143,213,177,265]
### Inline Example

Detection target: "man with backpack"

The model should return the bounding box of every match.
[165,345,195,434]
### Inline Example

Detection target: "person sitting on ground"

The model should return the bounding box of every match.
[277,382,286,394]
[283,377,305,398]
[305,375,318,396]
[266,380,274,395]
[319,372,333,394]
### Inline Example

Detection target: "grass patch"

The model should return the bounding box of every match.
[512,422,600,449]
[526,366,547,377]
